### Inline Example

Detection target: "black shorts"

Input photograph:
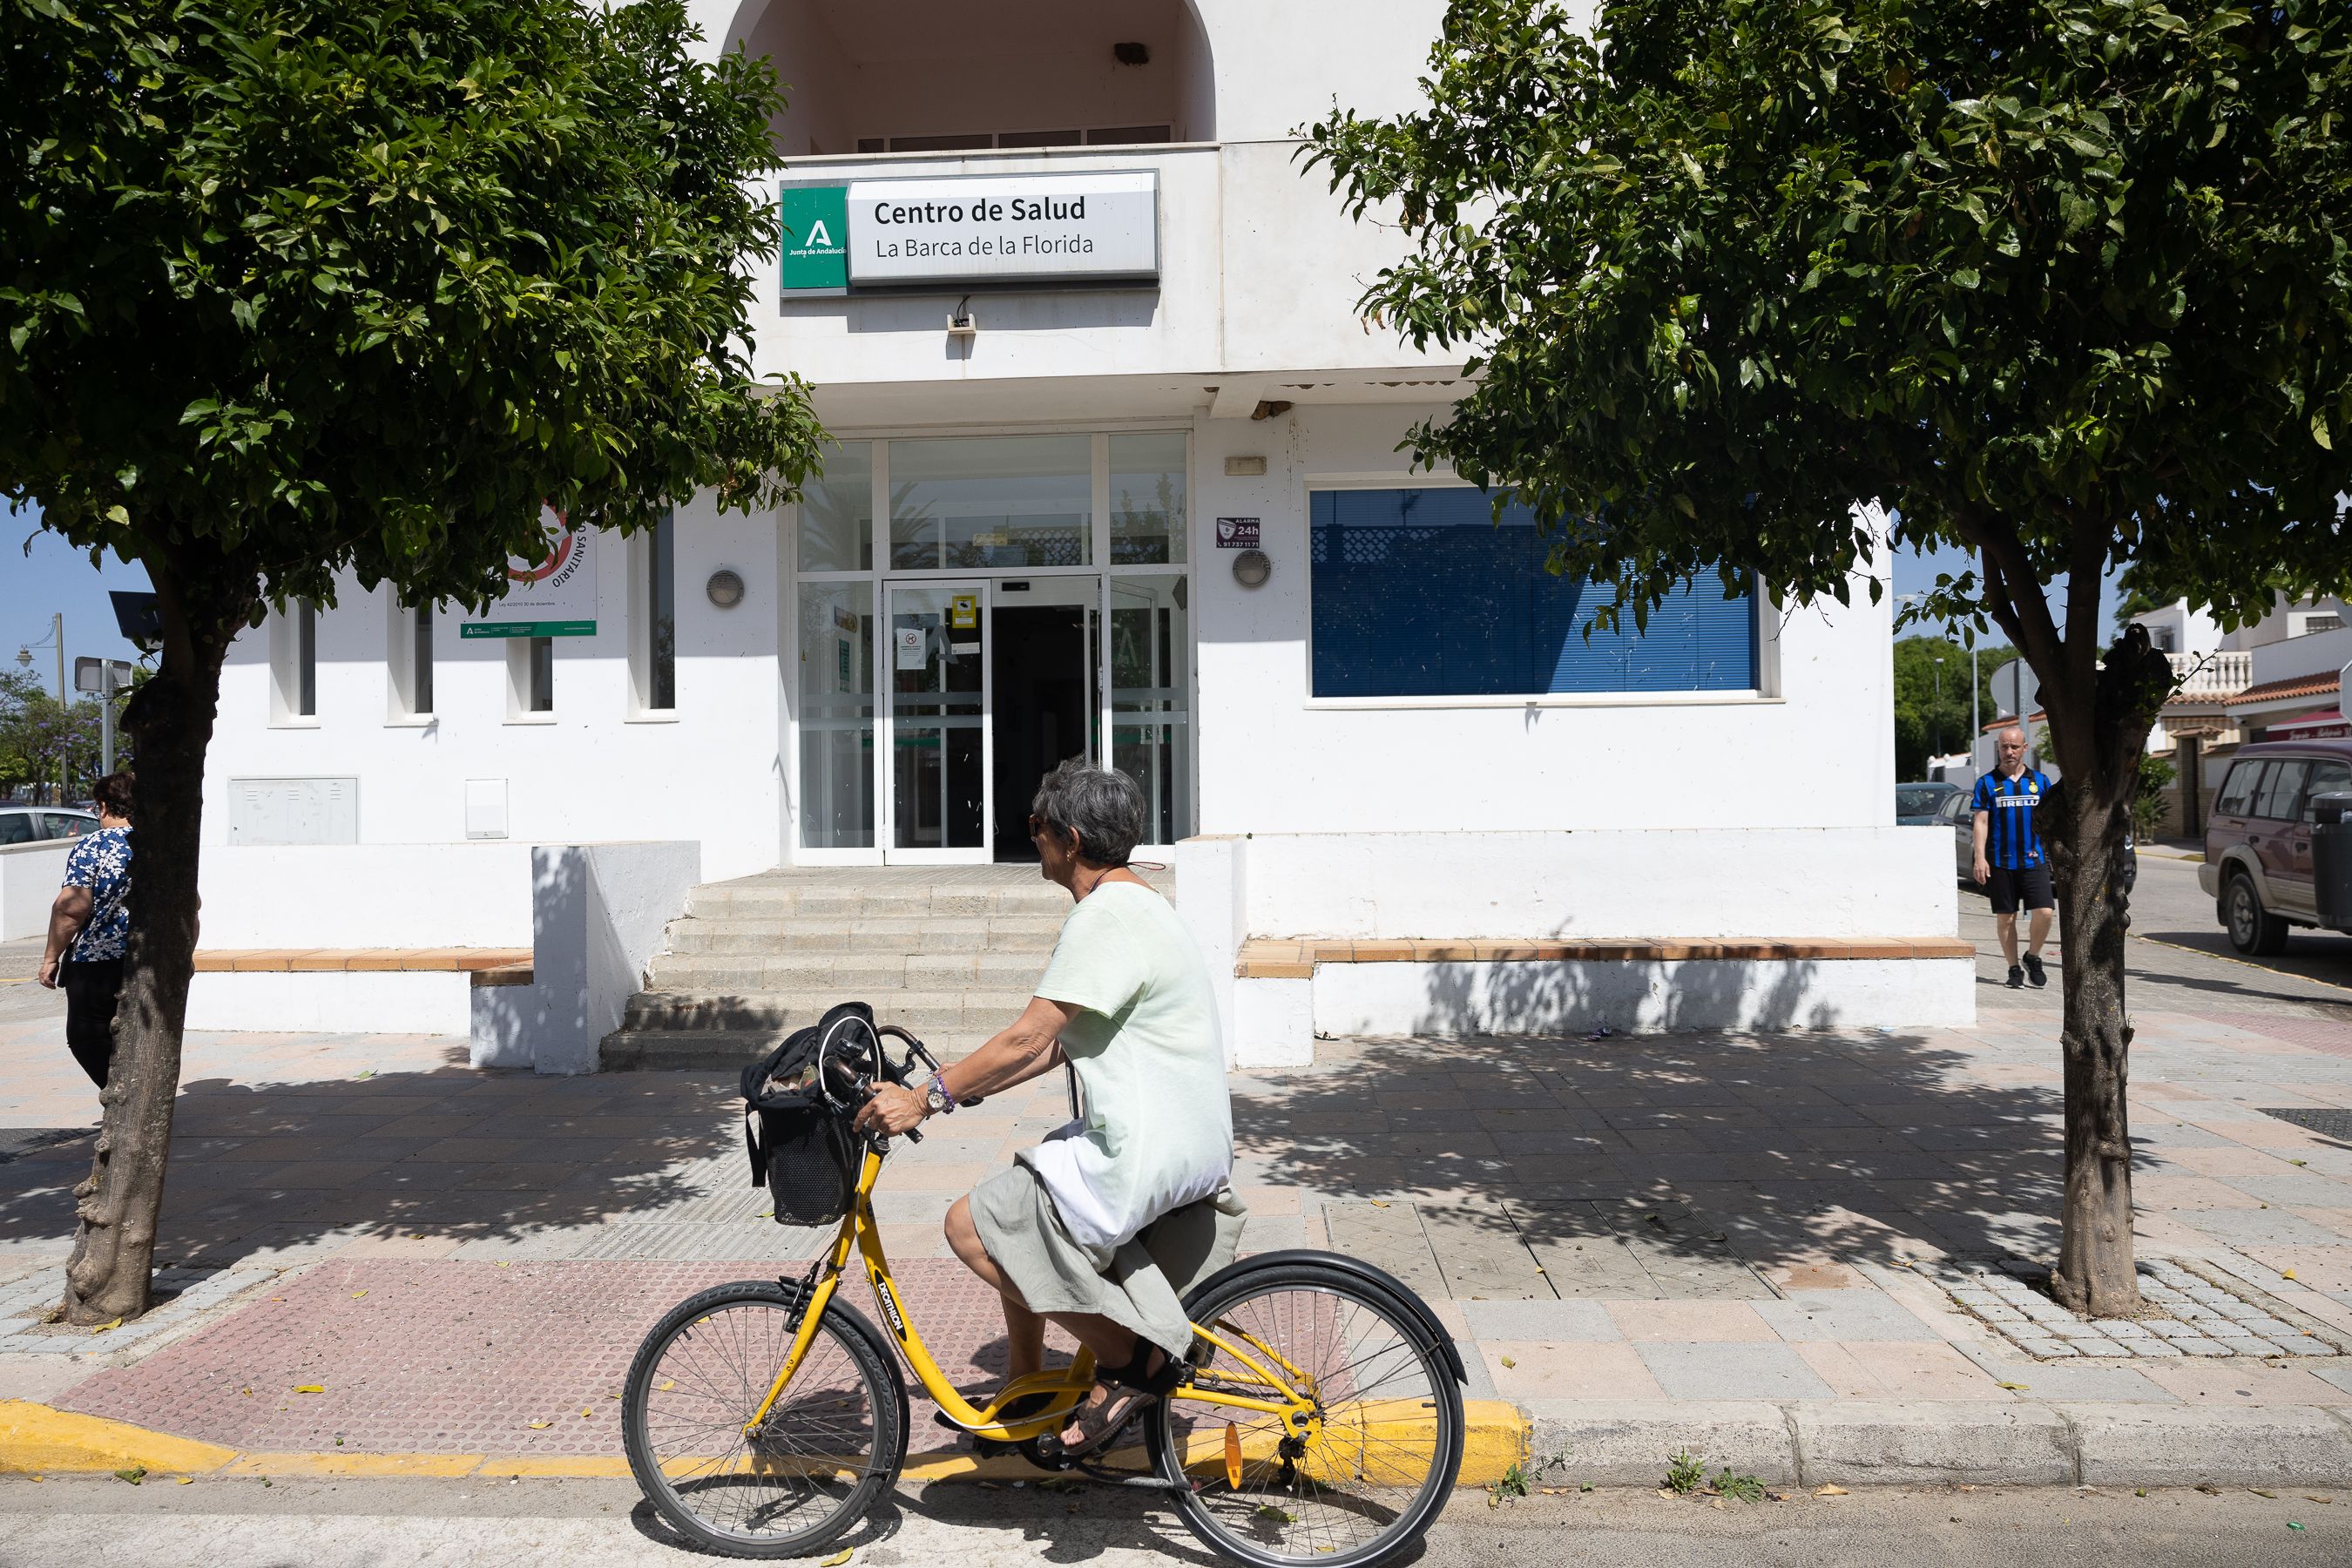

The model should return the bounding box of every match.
[1985,862,2054,915]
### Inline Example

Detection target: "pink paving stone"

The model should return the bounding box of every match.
[62,1257,1071,1457]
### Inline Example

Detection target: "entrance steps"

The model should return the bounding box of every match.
[600,864,1170,1071]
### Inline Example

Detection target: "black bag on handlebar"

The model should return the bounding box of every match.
[740,1002,873,1227]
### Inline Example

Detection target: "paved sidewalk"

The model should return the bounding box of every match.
[13,954,2352,1485]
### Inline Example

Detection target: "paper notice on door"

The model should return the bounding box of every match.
[894,626,927,670]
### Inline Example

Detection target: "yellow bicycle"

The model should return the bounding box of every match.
[621,1012,1465,1565]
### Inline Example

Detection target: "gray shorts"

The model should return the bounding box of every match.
[969,1159,1247,1360]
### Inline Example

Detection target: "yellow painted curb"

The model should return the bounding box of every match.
[0,1397,1526,1489]
[475,1456,634,1478]
[902,1398,1526,1489]
[226,1453,483,1478]
[0,1400,236,1477]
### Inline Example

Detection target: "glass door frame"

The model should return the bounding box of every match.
[882,578,993,865]
[787,424,1197,868]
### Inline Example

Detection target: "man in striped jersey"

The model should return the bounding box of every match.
[1971,724,2053,989]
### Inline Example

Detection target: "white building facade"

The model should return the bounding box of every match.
[195,0,1968,1065]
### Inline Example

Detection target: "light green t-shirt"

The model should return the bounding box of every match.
[1022,881,1232,1250]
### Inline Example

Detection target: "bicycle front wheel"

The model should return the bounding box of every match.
[1145,1260,1463,1568]
[623,1281,902,1559]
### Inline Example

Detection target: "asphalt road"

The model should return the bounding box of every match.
[1963,850,2352,1022]
[0,1477,2342,1568]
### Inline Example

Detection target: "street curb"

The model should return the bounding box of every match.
[0,1398,1531,1489]
[1524,1400,2352,1489]
[0,1399,236,1477]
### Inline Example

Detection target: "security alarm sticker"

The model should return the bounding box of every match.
[1215,517,1262,550]
[950,593,979,629]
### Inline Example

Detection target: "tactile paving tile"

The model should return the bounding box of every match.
[59,1256,1061,1456]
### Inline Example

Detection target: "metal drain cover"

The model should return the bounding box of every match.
[2260,1107,2352,1140]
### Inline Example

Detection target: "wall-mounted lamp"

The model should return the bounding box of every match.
[1231,550,1272,589]
[706,569,747,609]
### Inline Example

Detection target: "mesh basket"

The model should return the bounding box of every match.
[751,1099,860,1226]
[740,1004,874,1227]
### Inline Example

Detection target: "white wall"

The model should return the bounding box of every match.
[2251,622,2352,686]
[0,840,72,943]
[1238,828,1955,941]
[472,840,702,1074]
[202,494,784,883]
[193,842,534,948]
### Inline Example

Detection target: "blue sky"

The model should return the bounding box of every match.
[3,496,2122,676]
[1885,534,2125,650]
[3,503,153,681]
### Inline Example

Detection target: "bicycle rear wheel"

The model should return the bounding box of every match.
[1144,1260,1463,1568]
[623,1281,903,1559]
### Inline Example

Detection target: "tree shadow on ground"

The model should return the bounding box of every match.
[0,1047,741,1286]
[1231,1011,2099,1288]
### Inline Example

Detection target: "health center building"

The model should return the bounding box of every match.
[194,0,1970,1070]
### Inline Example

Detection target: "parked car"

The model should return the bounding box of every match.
[2200,740,2352,954]
[1896,781,1961,823]
[0,805,100,846]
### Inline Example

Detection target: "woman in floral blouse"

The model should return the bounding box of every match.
[39,771,134,1088]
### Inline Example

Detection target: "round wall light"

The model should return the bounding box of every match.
[706,568,747,609]
[1231,549,1272,589]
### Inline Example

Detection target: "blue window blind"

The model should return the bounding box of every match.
[1309,489,1758,699]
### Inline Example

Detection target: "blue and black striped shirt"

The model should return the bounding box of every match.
[1971,767,2051,870]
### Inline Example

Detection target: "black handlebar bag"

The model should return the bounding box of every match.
[740,1001,875,1227]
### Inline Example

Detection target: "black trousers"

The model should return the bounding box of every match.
[63,958,124,1089]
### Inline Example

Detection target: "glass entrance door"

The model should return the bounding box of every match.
[886,581,990,862]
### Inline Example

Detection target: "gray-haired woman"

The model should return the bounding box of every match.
[854,759,1243,1449]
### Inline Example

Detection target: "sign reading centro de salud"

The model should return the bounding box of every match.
[781,170,1159,295]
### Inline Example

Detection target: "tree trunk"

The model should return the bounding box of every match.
[2038,624,2174,1319]
[61,558,249,1325]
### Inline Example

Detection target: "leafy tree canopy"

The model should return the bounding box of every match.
[3,0,818,614]
[1306,0,2349,747]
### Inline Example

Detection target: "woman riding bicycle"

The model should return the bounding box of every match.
[853,758,1244,1450]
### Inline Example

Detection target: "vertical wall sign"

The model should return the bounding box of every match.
[458,506,599,639]
[780,183,851,295]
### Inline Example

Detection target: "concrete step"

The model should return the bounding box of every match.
[687,884,1075,920]
[642,952,1047,995]
[643,949,1051,987]
[620,988,1038,1033]
[603,1025,1001,1071]
[660,916,1063,955]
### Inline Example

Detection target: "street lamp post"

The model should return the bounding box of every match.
[1934,657,1945,759]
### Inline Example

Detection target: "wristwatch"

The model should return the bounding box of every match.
[923,1072,957,1117]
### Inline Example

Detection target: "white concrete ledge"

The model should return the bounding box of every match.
[1517,1401,2352,1489]
[184,970,471,1036]
[1311,957,1977,1039]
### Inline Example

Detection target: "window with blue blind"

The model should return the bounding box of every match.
[1309,489,1758,699]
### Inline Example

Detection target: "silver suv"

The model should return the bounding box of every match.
[0,806,99,847]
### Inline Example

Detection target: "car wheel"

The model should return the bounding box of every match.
[2225,872,2290,956]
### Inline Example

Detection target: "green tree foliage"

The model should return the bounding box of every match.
[3,0,823,1321]
[2134,754,2180,840]
[1307,0,2352,1314]
[0,668,138,801]
[1893,636,2012,777]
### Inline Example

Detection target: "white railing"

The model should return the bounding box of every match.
[2170,650,2253,698]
